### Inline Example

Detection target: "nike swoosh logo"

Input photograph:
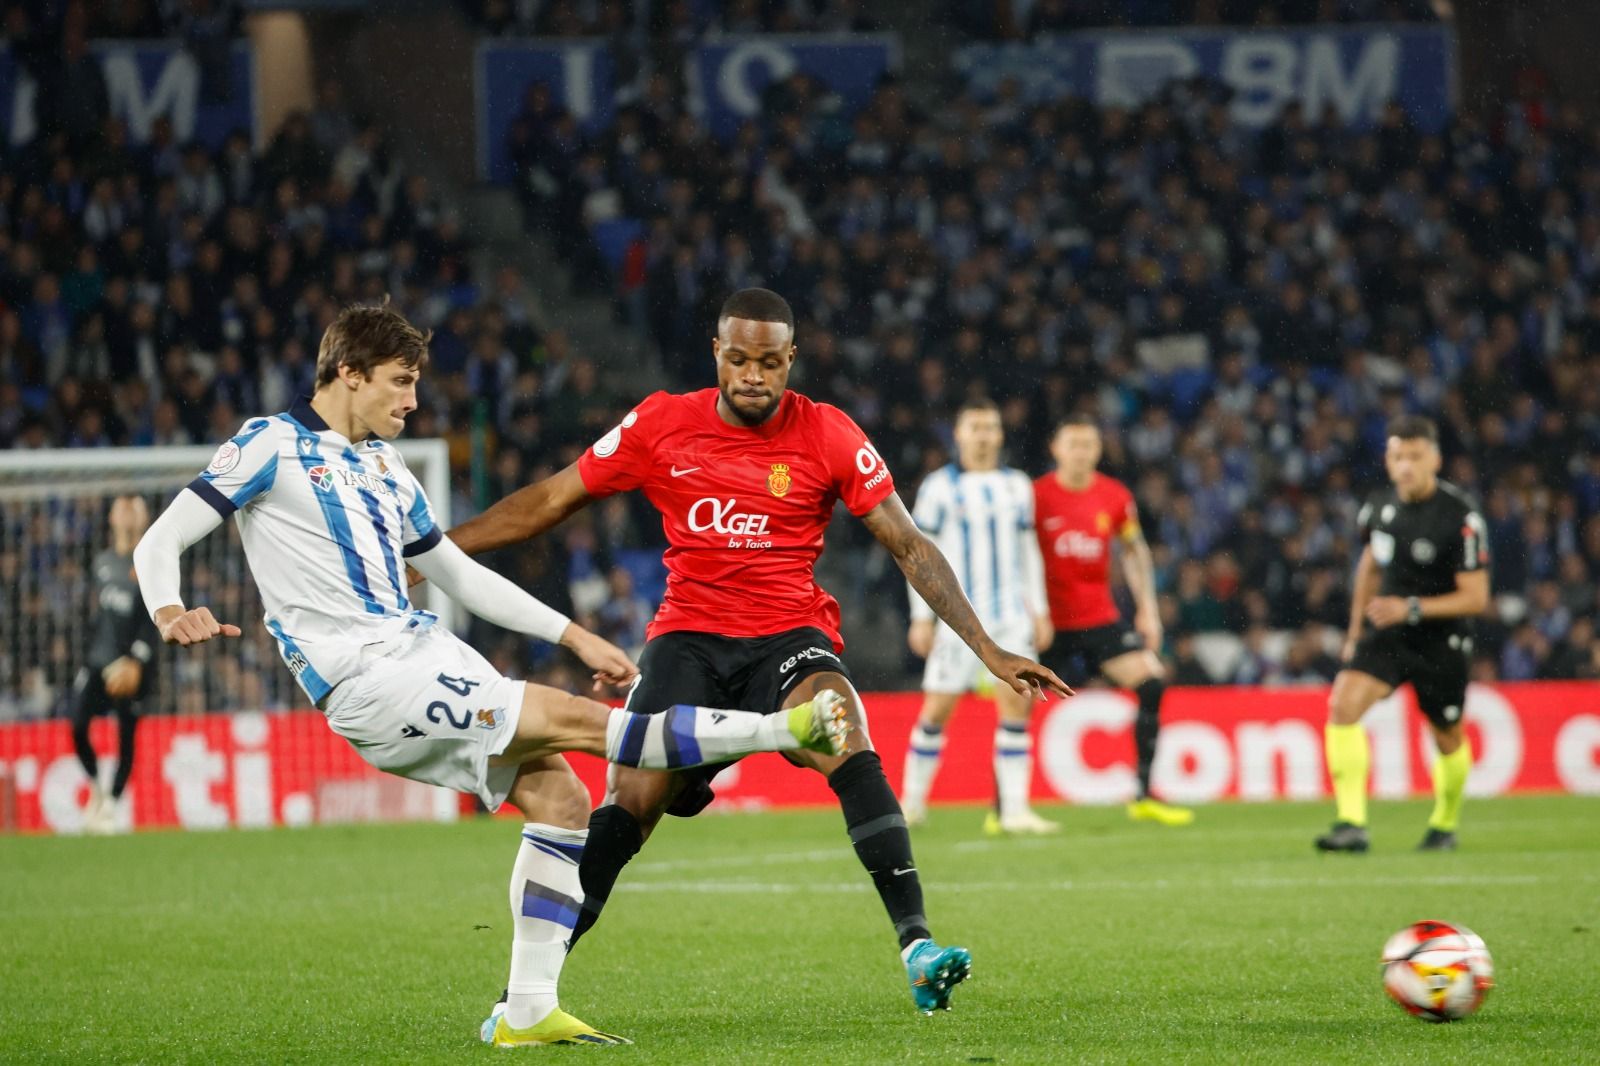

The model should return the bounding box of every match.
[892,867,916,877]
[670,466,700,477]
[1042,517,1066,529]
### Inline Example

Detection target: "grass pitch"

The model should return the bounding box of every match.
[3,794,1597,1064]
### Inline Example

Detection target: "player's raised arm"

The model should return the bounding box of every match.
[446,461,595,557]
[861,493,1072,699]
[408,531,638,689]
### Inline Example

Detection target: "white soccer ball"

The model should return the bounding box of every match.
[1380,920,1494,1022]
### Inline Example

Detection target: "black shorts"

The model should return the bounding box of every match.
[623,627,853,817]
[1041,623,1145,684]
[1348,626,1471,730]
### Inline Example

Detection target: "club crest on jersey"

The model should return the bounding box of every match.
[306,465,335,491]
[475,708,501,731]
[768,463,792,498]
[1095,512,1111,533]
[1411,538,1436,564]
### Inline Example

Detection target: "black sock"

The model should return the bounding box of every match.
[1134,679,1165,798]
[111,706,137,799]
[568,804,643,951]
[828,750,930,949]
[71,710,97,783]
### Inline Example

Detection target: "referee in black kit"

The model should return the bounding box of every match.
[1316,416,1491,854]
[72,495,160,834]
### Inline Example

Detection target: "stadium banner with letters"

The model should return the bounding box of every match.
[1,682,1594,833]
[954,24,1455,132]
[0,41,256,150]
[475,34,899,182]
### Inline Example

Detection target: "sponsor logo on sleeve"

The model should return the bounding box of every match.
[855,440,890,490]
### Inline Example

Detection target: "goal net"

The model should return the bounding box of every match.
[0,441,455,723]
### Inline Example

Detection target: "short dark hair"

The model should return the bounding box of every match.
[1386,414,1438,444]
[316,299,431,387]
[956,396,1000,419]
[718,287,794,335]
[1054,413,1099,433]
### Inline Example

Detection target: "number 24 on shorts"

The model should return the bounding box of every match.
[426,673,482,730]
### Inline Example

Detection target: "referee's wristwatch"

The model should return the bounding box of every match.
[1405,596,1422,626]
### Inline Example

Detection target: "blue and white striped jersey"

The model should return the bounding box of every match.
[909,463,1046,629]
[187,398,442,703]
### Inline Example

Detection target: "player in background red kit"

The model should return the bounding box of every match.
[1034,415,1193,826]
[445,289,1069,1017]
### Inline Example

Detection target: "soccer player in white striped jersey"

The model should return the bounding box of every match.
[900,398,1058,835]
[130,302,858,1047]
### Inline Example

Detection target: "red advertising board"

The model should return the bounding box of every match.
[1,683,1596,834]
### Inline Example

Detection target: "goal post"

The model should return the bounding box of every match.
[0,440,456,721]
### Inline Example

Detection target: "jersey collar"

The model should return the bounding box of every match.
[289,396,331,433]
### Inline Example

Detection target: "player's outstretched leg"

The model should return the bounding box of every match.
[512,684,858,769]
[484,757,631,1048]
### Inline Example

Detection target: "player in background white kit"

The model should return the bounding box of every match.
[130,303,858,1048]
[900,398,1058,835]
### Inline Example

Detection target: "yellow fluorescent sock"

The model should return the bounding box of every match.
[1428,740,1473,832]
[1325,723,1370,828]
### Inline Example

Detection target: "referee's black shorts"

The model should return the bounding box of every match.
[1348,626,1471,731]
[623,626,854,817]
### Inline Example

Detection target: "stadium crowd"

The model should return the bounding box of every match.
[498,54,1600,687]
[5,15,1600,719]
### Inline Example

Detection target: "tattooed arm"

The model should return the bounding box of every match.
[861,493,1072,698]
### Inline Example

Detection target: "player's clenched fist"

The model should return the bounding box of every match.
[154,604,242,645]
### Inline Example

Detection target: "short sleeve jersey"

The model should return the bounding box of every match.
[1033,471,1139,631]
[576,389,896,649]
[1357,479,1489,634]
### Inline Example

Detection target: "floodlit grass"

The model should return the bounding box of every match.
[3,794,1596,1063]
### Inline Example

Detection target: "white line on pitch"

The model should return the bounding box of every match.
[618,871,1580,895]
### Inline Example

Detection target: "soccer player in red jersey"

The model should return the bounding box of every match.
[1034,415,1193,826]
[447,288,1069,1017]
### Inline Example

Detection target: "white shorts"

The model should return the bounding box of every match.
[322,625,524,809]
[921,618,1036,694]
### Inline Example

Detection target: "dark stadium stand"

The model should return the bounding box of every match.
[491,23,1599,686]
[2,4,1598,723]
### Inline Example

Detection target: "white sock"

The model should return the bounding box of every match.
[901,724,945,810]
[994,723,1032,819]
[605,705,801,768]
[901,937,929,964]
[505,823,586,1029]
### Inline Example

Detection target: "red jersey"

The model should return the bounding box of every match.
[576,389,896,649]
[1033,471,1139,631]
